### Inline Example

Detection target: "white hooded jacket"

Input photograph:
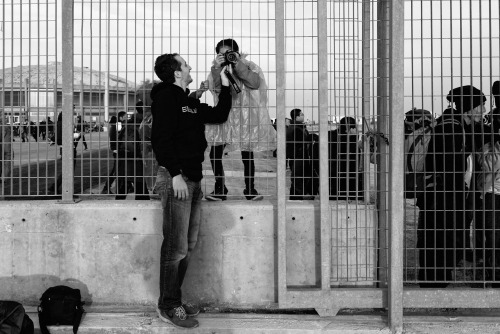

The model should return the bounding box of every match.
[205,55,277,152]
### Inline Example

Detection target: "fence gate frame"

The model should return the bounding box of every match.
[275,0,404,332]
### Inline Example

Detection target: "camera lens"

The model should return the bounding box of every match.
[225,50,238,64]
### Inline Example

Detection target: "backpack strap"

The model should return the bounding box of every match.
[439,118,466,150]
[72,304,84,334]
[38,304,50,334]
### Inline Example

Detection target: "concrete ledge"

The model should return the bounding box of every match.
[26,311,391,334]
[0,200,377,308]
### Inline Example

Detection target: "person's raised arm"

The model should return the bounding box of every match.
[188,81,209,99]
[210,53,226,93]
[233,59,260,90]
[192,67,232,124]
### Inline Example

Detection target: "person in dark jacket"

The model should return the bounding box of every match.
[74,115,88,150]
[115,112,148,200]
[326,116,363,200]
[139,103,158,193]
[100,115,119,194]
[418,85,488,287]
[488,81,500,133]
[151,53,231,329]
[286,108,315,200]
[473,81,500,283]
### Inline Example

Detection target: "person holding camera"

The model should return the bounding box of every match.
[203,39,276,201]
[151,53,232,329]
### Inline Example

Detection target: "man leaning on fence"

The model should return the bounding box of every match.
[151,53,232,329]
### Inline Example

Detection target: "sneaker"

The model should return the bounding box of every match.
[205,190,227,201]
[205,185,228,201]
[243,188,263,201]
[182,303,200,317]
[157,306,199,329]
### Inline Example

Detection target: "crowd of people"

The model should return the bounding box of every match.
[412,83,500,288]
[3,40,500,316]
[280,81,500,290]
[2,37,500,329]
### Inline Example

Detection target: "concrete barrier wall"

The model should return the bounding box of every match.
[0,200,377,307]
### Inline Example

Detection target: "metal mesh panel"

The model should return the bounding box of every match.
[327,0,382,286]
[280,0,386,290]
[403,0,500,288]
[0,0,390,291]
[0,1,60,197]
[70,0,278,200]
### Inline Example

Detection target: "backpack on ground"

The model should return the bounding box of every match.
[0,301,34,334]
[38,286,84,334]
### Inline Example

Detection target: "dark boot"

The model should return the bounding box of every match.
[241,151,263,200]
[206,178,228,201]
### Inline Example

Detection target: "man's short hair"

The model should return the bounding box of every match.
[154,53,181,83]
[290,109,302,120]
[117,111,127,121]
[215,39,239,54]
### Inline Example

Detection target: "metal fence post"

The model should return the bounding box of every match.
[389,0,405,332]
[61,0,75,202]
[317,0,331,293]
[276,0,287,306]
[362,0,371,203]
[376,0,390,289]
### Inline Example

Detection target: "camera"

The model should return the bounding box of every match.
[223,50,239,65]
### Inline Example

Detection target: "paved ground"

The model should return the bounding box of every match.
[24,308,500,334]
[3,133,280,200]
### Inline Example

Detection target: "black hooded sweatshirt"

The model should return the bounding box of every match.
[151,82,232,181]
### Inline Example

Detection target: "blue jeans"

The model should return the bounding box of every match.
[155,167,203,310]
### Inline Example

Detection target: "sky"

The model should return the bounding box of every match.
[1,0,500,122]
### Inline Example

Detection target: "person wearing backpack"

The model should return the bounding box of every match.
[417,85,488,287]
[404,108,435,201]
[404,108,434,139]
